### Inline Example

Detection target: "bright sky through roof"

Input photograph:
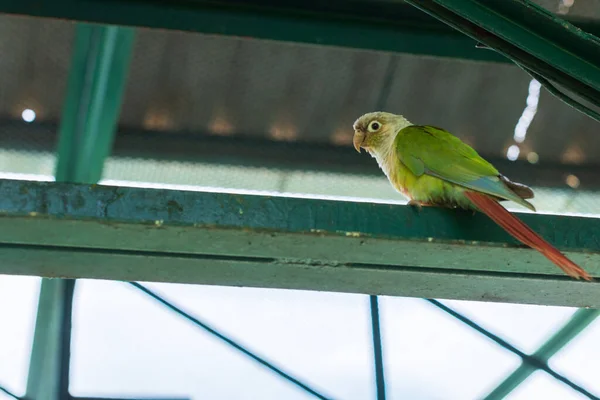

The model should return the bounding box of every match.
[1,275,599,399]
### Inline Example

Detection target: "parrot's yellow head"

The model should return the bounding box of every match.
[352,111,412,156]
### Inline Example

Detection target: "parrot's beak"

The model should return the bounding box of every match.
[353,131,365,153]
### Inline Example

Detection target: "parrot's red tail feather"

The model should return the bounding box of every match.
[464,191,592,281]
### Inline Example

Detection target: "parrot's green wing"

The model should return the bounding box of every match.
[395,125,534,210]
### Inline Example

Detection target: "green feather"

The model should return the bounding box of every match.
[395,125,535,211]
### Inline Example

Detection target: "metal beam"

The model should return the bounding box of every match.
[404,0,600,111]
[483,308,600,400]
[26,24,134,400]
[55,24,135,184]
[24,280,73,400]
[0,0,598,64]
[369,296,386,400]
[1,179,599,307]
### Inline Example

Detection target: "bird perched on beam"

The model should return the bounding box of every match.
[352,111,591,281]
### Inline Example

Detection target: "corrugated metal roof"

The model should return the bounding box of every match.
[120,25,600,164]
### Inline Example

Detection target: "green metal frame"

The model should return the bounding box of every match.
[55,24,135,184]
[429,300,599,399]
[483,308,599,399]
[369,295,386,400]
[407,0,600,92]
[25,23,135,400]
[1,179,599,308]
[24,280,74,400]
[0,0,599,65]
[404,0,600,119]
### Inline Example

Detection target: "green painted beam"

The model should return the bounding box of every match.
[26,24,135,400]
[1,179,600,307]
[1,0,598,64]
[405,0,600,110]
[483,308,600,400]
[24,279,74,400]
[55,24,135,184]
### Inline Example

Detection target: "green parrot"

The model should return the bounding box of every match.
[352,111,591,281]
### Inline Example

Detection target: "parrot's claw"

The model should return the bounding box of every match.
[407,200,423,212]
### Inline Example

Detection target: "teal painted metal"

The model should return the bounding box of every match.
[0,0,505,62]
[522,65,600,123]
[369,296,386,400]
[0,180,599,307]
[55,24,135,184]
[131,282,332,400]
[26,24,135,400]
[0,0,597,64]
[483,308,600,400]
[2,0,595,64]
[405,0,600,113]
[0,383,19,399]
[25,279,74,400]
[428,300,598,399]
[416,0,600,91]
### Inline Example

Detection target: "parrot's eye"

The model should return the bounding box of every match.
[368,121,381,132]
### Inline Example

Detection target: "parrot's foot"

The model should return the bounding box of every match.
[408,200,446,213]
[407,199,425,212]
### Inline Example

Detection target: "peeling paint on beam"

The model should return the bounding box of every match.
[0,179,599,306]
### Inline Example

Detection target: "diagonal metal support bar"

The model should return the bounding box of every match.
[130,282,332,399]
[427,300,599,400]
[483,308,600,400]
[404,0,600,116]
[0,382,20,399]
[26,23,134,400]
